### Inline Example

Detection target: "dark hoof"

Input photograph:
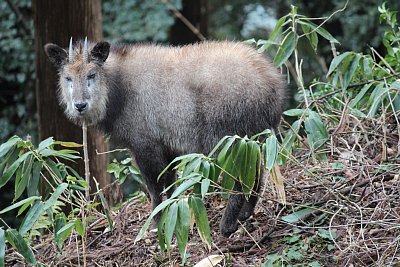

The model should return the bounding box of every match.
[219,219,238,237]
[238,210,252,222]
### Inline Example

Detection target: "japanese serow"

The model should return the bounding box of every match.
[44,38,285,237]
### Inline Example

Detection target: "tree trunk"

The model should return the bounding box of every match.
[32,0,110,193]
[169,0,208,45]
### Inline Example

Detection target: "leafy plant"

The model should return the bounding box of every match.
[0,136,88,265]
[136,131,282,262]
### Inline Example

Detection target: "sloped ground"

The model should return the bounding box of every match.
[5,115,400,266]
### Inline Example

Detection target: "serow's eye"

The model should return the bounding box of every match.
[66,77,72,82]
[87,74,96,80]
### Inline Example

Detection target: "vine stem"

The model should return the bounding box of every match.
[82,121,90,200]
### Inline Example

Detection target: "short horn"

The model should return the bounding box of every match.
[83,37,89,63]
[68,37,73,63]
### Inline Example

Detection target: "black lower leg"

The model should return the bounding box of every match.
[220,182,245,237]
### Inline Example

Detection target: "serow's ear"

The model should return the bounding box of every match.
[90,42,110,65]
[44,43,67,68]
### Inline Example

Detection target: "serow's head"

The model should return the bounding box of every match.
[44,37,110,125]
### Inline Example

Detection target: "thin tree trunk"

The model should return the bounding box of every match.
[169,0,208,45]
[32,0,110,193]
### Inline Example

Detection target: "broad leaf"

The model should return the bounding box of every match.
[274,31,296,67]
[189,196,211,248]
[6,229,36,265]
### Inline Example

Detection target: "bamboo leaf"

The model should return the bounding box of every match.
[14,154,33,200]
[342,54,361,90]
[0,196,41,214]
[27,161,42,197]
[201,178,210,199]
[19,201,44,235]
[282,208,314,223]
[0,136,20,159]
[135,198,176,242]
[201,160,210,179]
[74,219,85,237]
[241,141,259,196]
[0,151,32,189]
[265,135,279,171]
[171,173,202,199]
[297,19,339,43]
[350,83,373,108]
[42,183,68,211]
[54,141,82,148]
[327,51,352,76]
[5,229,36,265]
[175,198,190,259]
[165,202,178,255]
[274,31,296,67]
[37,137,54,152]
[269,15,288,42]
[216,136,236,164]
[189,196,211,249]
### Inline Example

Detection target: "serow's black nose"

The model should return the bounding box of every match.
[74,102,88,112]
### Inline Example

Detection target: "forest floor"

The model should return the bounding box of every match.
[5,115,400,266]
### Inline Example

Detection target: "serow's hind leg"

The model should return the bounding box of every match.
[220,182,245,237]
[238,173,261,221]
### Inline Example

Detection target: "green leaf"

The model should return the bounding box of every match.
[297,19,339,44]
[0,151,32,189]
[281,208,314,223]
[241,141,259,196]
[74,219,85,237]
[286,248,303,261]
[300,23,318,51]
[56,222,75,242]
[44,158,63,180]
[216,136,236,164]
[350,83,373,108]
[200,160,210,179]
[42,183,68,211]
[182,157,202,177]
[265,135,279,171]
[27,161,42,197]
[135,198,176,242]
[274,31,296,67]
[5,229,36,265]
[242,38,256,44]
[54,213,67,251]
[304,111,328,155]
[201,178,210,199]
[175,198,190,259]
[0,136,20,159]
[170,173,202,199]
[0,228,4,267]
[14,154,33,200]
[221,139,247,191]
[38,137,54,152]
[280,119,301,164]
[54,141,82,148]
[0,196,41,214]
[342,54,361,90]
[157,207,168,252]
[189,196,211,248]
[269,15,287,42]
[98,190,113,231]
[327,51,352,76]
[0,146,19,178]
[158,153,203,180]
[19,201,45,235]
[165,202,178,255]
